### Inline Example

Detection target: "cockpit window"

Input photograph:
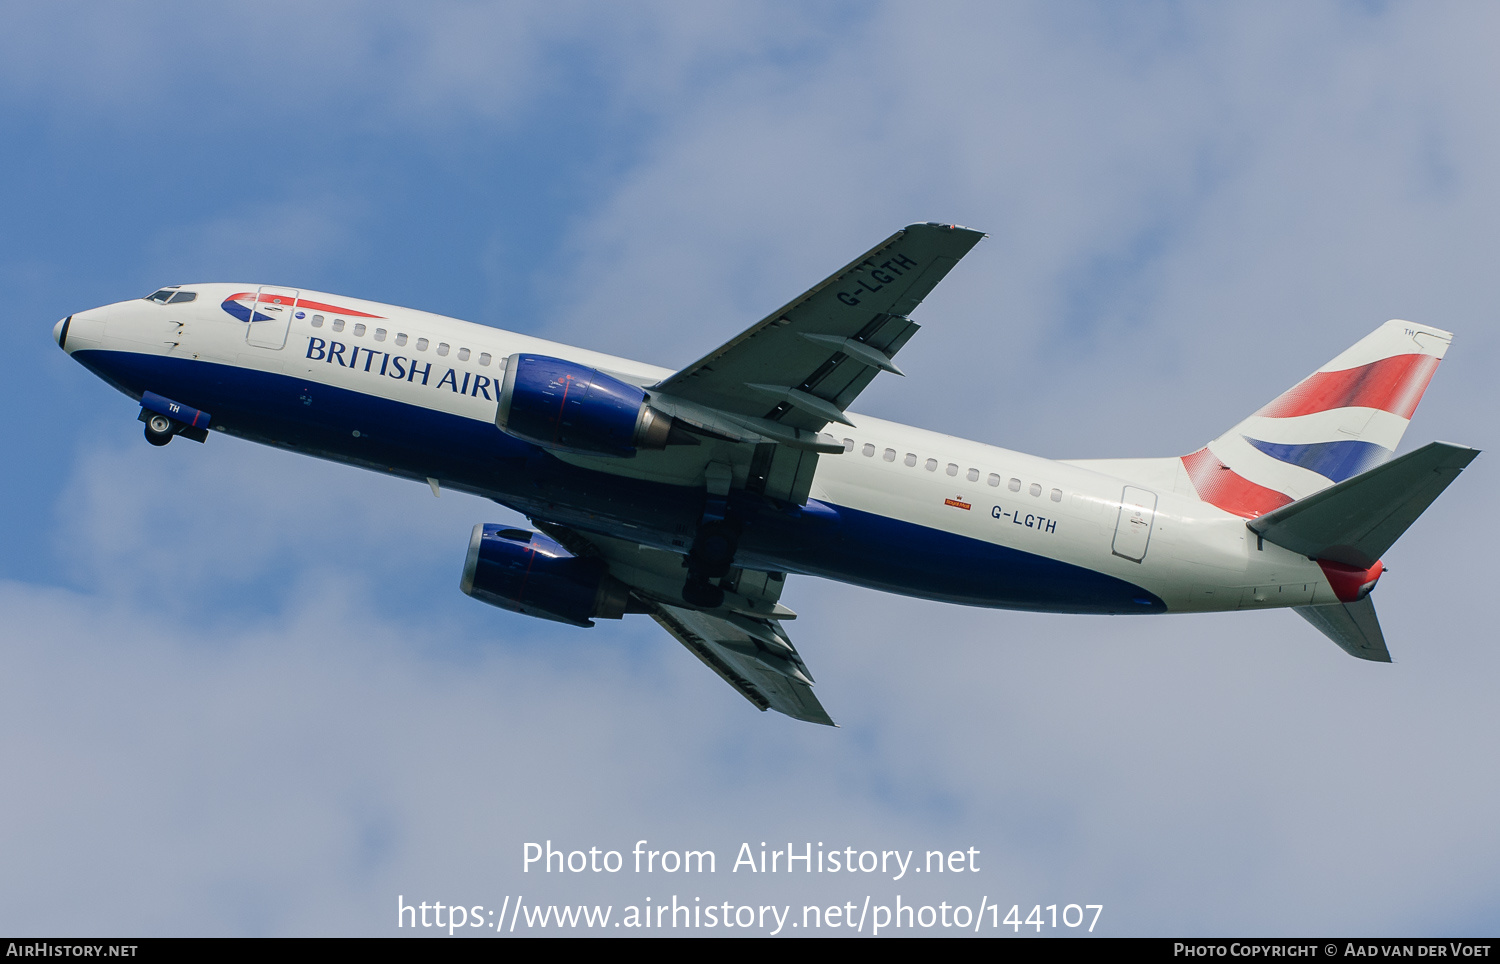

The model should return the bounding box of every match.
[167,291,197,304]
[144,288,179,304]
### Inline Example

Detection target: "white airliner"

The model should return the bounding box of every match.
[54,223,1476,725]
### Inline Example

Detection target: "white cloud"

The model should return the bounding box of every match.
[6,0,1499,936]
[142,197,367,291]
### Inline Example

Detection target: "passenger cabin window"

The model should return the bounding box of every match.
[479,352,492,366]
[904,453,917,467]
[924,458,938,472]
[862,443,875,457]
[332,318,345,332]
[1029,483,1042,497]
[883,448,896,462]
[416,338,429,351]
[1050,488,1063,502]
[967,468,979,482]
[374,328,387,341]
[987,473,1001,487]
[946,463,959,477]
[167,291,196,304]
[1008,478,1021,492]
[458,347,470,361]
[842,438,854,453]
[396,333,408,347]
[353,323,366,337]
[437,342,450,356]
[311,315,324,328]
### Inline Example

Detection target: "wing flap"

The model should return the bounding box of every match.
[535,521,794,618]
[532,522,832,724]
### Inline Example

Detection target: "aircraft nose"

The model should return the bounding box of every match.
[54,316,72,349]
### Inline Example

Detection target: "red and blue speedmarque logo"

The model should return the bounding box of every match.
[220,291,384,323]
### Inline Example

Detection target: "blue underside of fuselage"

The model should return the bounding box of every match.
[73,349,1166,615]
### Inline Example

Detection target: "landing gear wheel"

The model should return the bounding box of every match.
[144,413,175,446]
[682,519,739,609]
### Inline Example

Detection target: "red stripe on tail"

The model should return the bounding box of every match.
[1255,354,1439,420]
[1181,447,1294,519]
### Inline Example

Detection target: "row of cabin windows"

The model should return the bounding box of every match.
[843,438,1063,503]
[140,292,495,368]
[308,314,493,366]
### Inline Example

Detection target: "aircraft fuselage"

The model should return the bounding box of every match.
[57,284,1333,618]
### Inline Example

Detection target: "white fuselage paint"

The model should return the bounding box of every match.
[60,285,1339,615]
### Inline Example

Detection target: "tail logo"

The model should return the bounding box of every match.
[1181,448,1293,518]
[1253,354,1439,421]
[1182,322,1449,518]
[1239,437,1388,485]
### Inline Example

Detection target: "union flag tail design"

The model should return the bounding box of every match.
[1182,320,1451,518]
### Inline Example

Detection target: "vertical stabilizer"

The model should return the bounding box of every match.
[1181,320,1451,518]
[1295,597,1390,662]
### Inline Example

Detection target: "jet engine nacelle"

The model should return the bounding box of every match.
[496,354,672,457]
[460,524,636,627]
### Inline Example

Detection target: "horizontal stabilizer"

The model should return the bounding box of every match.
[1295,598,1391,662]
[1248,441,1478,568]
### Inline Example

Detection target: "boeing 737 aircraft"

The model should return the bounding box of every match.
[54,223,1476,725]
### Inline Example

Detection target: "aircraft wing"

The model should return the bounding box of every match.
[534,522,834,725]
[650,603,834,726]
[653,222,985,435]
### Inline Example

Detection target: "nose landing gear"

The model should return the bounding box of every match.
[137,392,211,447]
[143,412,176,446]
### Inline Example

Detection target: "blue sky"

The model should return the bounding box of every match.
[2,2,1497,936]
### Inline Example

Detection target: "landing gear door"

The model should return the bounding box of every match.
[245,286,299,350]
[1112,485,1158,562]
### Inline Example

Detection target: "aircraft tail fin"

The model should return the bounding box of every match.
[1181,320,1452,518]
[1249,441,1478,569]
[1295,597,1390,662]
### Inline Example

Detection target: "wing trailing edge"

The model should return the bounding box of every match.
[531,521,834,725]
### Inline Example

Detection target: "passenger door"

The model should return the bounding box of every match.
[244,286,299,350]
